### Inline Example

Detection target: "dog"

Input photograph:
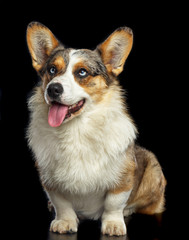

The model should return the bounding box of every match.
[26,22,166,236]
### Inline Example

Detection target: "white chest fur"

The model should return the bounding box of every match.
[27,87,137,195]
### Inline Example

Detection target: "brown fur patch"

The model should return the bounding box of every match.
[73,61,108,103]
[82,75,108,103]
[127,146,166,214]
[109,145,166,215]
[51,56,66,72]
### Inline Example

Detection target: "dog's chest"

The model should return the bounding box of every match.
[28,96,137,194]
[32,119,125,193]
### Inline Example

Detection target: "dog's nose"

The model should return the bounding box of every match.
[47,83,64,100]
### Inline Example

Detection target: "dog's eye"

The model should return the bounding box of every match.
[78,68,88,78]
[48,66,57,76]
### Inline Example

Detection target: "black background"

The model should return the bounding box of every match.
[1,2,185,240]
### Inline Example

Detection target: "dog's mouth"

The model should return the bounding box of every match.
[48,99,85,127]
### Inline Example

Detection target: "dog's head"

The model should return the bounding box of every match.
[27,22,133,127]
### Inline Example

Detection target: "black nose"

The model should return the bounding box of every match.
[47,83,64,100]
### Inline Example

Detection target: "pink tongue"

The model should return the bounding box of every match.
[48,103,68,127]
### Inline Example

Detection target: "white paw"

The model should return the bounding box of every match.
[50,219,78,234]
[102,220,127,236]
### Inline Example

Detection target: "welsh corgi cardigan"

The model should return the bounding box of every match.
[26,22,166,236]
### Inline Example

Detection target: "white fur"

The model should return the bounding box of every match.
[48,190,105,221]
[28,85,136,194]
[27,51,137,233]
[48,191,79,233]
[102,190,132,236]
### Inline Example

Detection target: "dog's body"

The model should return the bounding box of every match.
[26,22,166,236]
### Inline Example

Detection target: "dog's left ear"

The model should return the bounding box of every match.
[97,27,133,76]
[26,22,60,71]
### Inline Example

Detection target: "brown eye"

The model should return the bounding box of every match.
[78,68,88,78]
[48,66,57,76]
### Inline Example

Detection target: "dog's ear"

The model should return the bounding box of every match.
[26,22,60,71]
[97,27,133,76]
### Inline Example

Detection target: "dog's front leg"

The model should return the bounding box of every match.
[101,190,132,236]
[47,191,78,234]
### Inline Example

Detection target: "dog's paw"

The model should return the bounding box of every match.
[101,220,127,236]
[50,219,78,234]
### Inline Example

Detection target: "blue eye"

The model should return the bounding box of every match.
[48,66,57,75]
[78,68,88,77]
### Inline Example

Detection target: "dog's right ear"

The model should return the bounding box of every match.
[26,22,60,71]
